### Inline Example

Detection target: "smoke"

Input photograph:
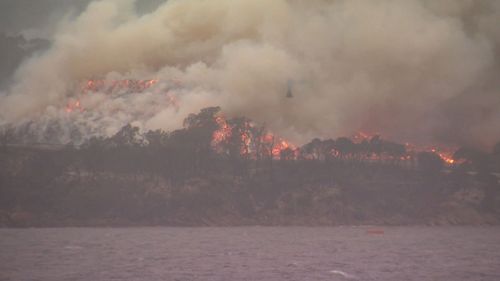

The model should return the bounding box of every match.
[0,0,499,148]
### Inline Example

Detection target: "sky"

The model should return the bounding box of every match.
[0,0,165,37]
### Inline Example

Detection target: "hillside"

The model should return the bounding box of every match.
[1,107,499,227]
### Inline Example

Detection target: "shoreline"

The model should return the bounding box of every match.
[2,215,499,228]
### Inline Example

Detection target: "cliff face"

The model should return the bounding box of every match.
[1,148,499,227]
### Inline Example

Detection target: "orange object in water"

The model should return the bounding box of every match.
[366,229,385,235]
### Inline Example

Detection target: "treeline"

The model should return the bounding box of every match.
[70,106,500,177]
[3,106,500,174]
[0,107,499,226]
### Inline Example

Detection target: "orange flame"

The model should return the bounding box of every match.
[66,79,173,114]
[211,115,232,148]
[65,99,82,113]
[352,132,460,165]
[431,148,456,164]
[210,115,297,159]
[270,138,296,158]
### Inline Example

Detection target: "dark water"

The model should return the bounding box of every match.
[1,227,500,281]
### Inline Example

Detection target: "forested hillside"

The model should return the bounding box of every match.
[1,107,499,227]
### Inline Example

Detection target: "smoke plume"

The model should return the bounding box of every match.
[1,0,499,148]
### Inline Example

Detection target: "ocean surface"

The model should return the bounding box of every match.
[1,226,500,281]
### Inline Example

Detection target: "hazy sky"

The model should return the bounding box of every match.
[0,0,166,37]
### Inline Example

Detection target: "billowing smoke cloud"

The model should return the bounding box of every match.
[0,0,499,148]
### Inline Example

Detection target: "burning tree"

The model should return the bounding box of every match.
[210,112,297,161]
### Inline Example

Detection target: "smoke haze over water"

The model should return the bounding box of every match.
[0,0,499,148]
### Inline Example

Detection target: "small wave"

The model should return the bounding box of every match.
[63,245,83,250]
[329,270,357,279]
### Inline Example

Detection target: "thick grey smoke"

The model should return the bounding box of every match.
[0,0,499,148]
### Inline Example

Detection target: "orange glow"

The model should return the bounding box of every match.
[82,79,159,93]
[351,131,377,142]
[431,148,456,164]
[351,132,460,165]
[260,134,298,159]
[271,139,296,157]
[210,115,297,159]
[166,93,180,111]
[65,99,83,113]
[240,131,252,155]
[211,115,232,148]
[66,79,173,114]
[64,80,463,165]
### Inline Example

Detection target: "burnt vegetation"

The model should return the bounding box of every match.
[1,107,500,227]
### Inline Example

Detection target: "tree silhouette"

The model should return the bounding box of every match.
[417,152,444,179]
[334,137,355,160]
[453,147,490,174]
